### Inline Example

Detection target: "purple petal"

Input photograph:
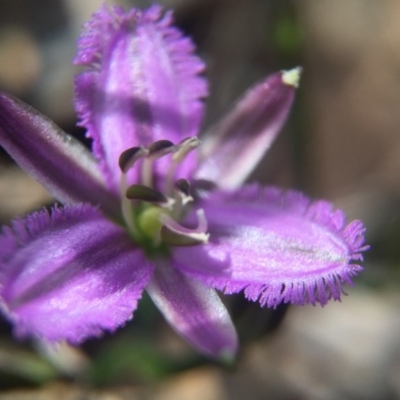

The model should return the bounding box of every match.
[146,261,237,361]
[195,68,300,189]
[0,92,120,219]
[173,185,368,307]
[0,204,153,343]
[74,5,207,193]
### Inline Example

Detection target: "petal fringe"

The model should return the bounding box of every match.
[173,185,368,308]
[74,5,207,192]
[0,204,153,343]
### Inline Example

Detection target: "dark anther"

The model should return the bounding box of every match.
[147,140,175,157]
[175,179,191,196]
[191,179,217,198]
[119,147,148,172]
[126,184,168,203]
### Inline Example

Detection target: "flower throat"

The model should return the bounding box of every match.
[118,136,209,253]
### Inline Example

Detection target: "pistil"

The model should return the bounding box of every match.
[164,137,201,196]
[160,209,209,246]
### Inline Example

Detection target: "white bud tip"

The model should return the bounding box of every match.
[281,66,302,88]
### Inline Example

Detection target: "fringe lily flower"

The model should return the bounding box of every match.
[0,5,367,360]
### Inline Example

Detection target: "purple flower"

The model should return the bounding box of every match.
[0,5,367,360]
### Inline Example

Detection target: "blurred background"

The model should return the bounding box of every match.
[1,0,400,399]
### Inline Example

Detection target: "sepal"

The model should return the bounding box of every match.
[0,92,120,219]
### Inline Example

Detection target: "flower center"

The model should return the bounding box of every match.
[118,137,209,253]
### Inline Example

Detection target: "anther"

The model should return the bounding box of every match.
[174,179,193,206]
[126,184,170,205]
[175,179,191,197]
[142,140,176,188]
[119,146,149,173]
[147,140,175,158]
[191,179,217,199]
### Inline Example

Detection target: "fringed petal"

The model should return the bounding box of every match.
[0,204,153,343]
[146,261,238,361]
[74,5,207,193]
[173,185,368,307]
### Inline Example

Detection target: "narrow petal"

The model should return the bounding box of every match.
[146,261,238,361]
[173,185,367,307]
[0,92,120,219]
[0,204,153,343]
[74,5,207,193]
[195,68,300,189]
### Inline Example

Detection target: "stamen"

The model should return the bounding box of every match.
[119,146,150,236]
[148,140,175,157]
[126,184,175,210]
[175,179,191,196]
[120,176,136,237]
[142,140,175,188]
[126,184,168,203]
[159,209,209,246]
[174,178,193,206]
[191,179,217,199]
[119,146,149,173]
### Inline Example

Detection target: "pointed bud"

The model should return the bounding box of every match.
[195,68,301,189]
